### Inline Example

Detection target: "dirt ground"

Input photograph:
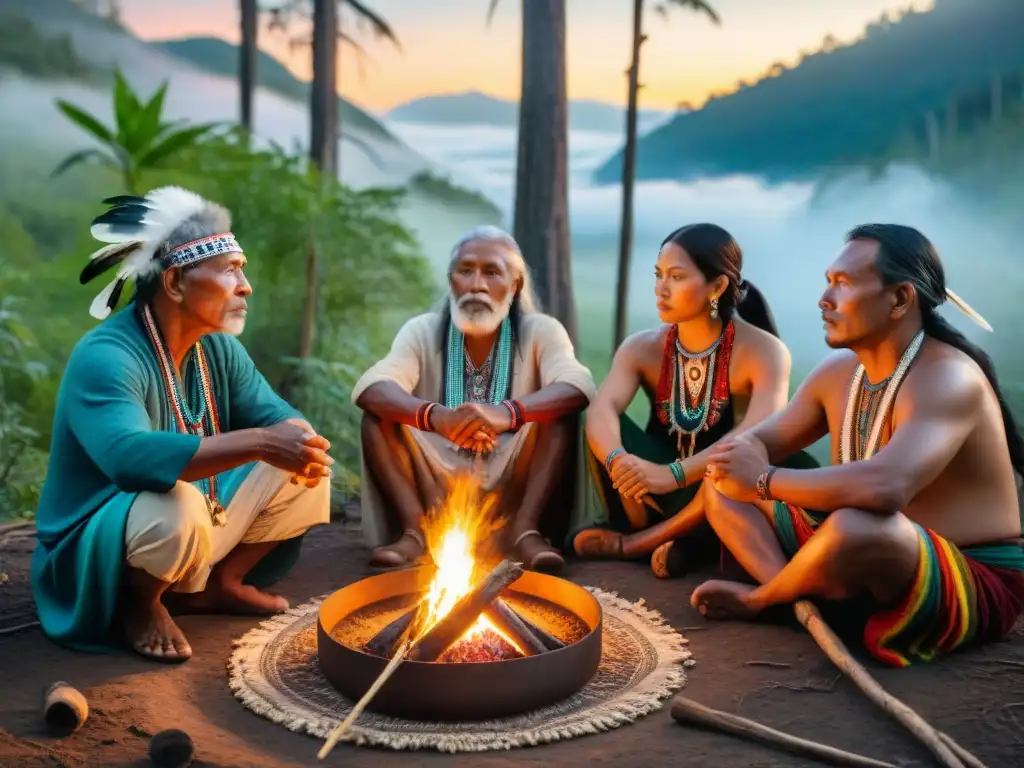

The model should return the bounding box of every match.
[1,519,1022,768]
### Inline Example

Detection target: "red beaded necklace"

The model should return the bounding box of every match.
[655,320,734,455]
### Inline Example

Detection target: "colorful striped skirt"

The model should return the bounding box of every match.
[772,502,1024,667]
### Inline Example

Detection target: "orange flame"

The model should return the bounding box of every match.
[414,471,521,651]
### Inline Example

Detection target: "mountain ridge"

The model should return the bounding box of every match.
[387,89,671,134]
[593,0,1024,184]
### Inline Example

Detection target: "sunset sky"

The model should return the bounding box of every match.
[120,0,934,113]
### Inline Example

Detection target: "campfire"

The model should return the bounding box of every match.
[362,475,568,664]
[316,472,603,729]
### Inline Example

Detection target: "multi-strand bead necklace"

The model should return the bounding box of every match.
[839,329,925,464]
[141,305,226,525]
[444,316,512,407]
[655,321,735,457]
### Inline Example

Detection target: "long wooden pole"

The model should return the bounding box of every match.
[793,600,986,768]
[671,696,897,768]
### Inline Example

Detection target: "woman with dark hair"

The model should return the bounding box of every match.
[568,223,817,576]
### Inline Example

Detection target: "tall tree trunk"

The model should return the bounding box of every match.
[514,0,576,344]
[239,0,258,133]
[310,0,339,175]
[302,0,339,360]
[613,0,644,350]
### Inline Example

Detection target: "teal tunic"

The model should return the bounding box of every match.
[30,306,305,652]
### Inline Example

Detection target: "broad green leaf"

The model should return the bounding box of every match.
[121,80,170,156]
[50,148,118,179]
[55,100,114,143]
[112,69,143,146]
[137,124,219,168]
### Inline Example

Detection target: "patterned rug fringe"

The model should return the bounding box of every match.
[228,586,693,752]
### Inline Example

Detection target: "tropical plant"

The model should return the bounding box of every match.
[613,0,720,349]
[485,0,577,344]
[0,261,47,519]
[52,70,219,193]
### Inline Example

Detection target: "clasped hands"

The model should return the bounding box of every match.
[260,418,334,488]
[704,432,770,502]
[430,402,514,456]
[608,453,678,502]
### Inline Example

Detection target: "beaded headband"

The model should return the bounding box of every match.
[164,233,242,269]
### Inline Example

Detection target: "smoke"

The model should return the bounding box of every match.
[2,67,1018,385]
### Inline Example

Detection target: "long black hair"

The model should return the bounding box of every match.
[848,223,1024,478]
[661,223,779,338]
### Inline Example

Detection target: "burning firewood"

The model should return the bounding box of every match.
[483,598,566,655]
[364,598,427,659]
[481,602,565,655]
[408,559,525,662]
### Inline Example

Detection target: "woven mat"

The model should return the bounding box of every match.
[228,587,695,752]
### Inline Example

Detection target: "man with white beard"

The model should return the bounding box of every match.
[353,226,596,570]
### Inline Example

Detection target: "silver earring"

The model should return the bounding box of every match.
[709,298,719,319]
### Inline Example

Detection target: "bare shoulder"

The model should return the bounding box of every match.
[731,318,791,370]
[801,348,861,394]
[616,325,669,364]
[905,338,988,412]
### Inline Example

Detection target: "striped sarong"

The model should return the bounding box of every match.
[772,502,1024,667]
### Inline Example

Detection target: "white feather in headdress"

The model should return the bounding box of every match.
[945,288,993,332]
[81,186,211,320]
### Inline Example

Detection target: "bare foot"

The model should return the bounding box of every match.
[370,531,425,568]
[572,528,624,559]
[690,580,762,621]
[514,531,565,571]
[169,582,289,616]
[125,601,192,663]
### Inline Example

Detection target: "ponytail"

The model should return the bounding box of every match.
[923,309,1024,478]
[735,280,780,339]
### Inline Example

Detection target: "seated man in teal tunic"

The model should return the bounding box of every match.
[31,186,333,663]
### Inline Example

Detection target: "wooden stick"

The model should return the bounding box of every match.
[408,560,524,662]
[482,598,547,656]
[318,637,412,760]
[671,696,897,768]
[793,600,985,768]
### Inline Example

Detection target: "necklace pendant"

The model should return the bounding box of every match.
[684,359,706,403]
[210,501,226,527]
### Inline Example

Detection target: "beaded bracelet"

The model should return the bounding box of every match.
[668,458,687,488]
[605,447,625,472]
[756,465,778,501]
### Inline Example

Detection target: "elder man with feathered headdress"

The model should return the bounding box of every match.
[353,226,596,570]
[31,187,332,663]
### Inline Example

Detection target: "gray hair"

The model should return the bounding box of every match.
[134,202,234,304]
[443,225,540,315]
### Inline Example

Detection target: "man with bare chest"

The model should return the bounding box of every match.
[691,224,1024,666]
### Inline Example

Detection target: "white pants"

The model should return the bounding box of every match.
[123,463,330,593]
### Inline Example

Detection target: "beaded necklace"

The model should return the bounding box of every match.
[140,305,226,525]
[839,330,925,464]
[655,321,735,457]
[444,316,512,408]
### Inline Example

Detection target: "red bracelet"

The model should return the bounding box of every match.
[502,399,524,430]
[415,402,438,431]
